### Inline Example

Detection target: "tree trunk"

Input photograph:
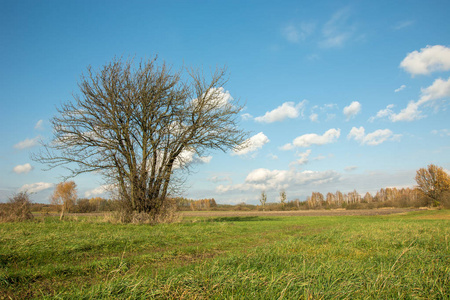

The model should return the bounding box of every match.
[59,205,65,220]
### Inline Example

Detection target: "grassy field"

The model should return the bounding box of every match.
[0,210,449,299]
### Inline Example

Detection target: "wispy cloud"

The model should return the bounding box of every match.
[393,20,414,30]
[369,104,395,122]
[241,113,253,121]
[431,129,450,137]
[344,166,358,172]
[391,77,450,121]
[370,76,450,122]
[291,149,312,166]
[320,7,356,48]
[19,182,53,193]
[208,175,233,184]
[394,85,406,93]
[14,137,40,150]
[282,22,316,43]
[309,113,318,122]
[34,120,44,130]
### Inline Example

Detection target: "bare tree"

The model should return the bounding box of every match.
[34,57,247,217]
[279,190,286,208]
[51,181,77,220]
[260,191,267,211]
[363,192,373,203]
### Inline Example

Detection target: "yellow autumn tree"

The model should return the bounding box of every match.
[415,164,450,206]
[51,181,77,220]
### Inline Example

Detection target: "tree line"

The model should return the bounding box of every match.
[260,164,450,210]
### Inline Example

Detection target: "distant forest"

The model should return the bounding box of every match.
[10,185,448,215]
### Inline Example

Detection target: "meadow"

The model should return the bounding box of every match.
[0,210,449,299]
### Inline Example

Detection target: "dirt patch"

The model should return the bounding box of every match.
[180,208,419,218]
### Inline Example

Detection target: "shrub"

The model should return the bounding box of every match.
[0,192,34,222]
[104,198,180,224]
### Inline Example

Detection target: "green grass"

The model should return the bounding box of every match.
[1,210,449,299]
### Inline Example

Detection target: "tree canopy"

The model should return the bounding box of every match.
[415,164,450,206]
[35,57,247,216]
[51,181,77,220]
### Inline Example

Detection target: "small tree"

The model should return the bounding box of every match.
[279,190,286,208]
[415,164,450,206]
[260,191,267,211]
[51,181,77,220]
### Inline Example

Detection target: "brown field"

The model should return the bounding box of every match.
[32,208,423,219]
[180,208,422,217]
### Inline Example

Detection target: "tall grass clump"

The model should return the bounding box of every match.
[104,198,180,224]
[0,192,33,222]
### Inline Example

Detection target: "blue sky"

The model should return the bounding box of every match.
[1,0,449,204]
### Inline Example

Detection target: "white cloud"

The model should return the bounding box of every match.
[241,113,253,121]
[19,182,53,193]
[198,156,212,164]
[283,128,340,149]
[309,113,318,122]
[419,76,450,102]
[233,132,269,156]
[84,184,115,198]
[280,143,294,151]
[390,77,450,121]
[13,163,33,174]
[347,126,401,146]
[343,101,361,120]
[217,168,340,193]
[370,77,450,122]
[14,137,40,150]
[389,101,422,122]
[255,101,306,123]
[400,45,450,76]
[174,149,212,168]
[194,87,233,108]
[308,103,337,122]
[369,104,395,122]
[394,85,406,92]
[292,149,311,166]
[34,120,44,130]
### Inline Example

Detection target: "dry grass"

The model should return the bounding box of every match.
[0,192,34,222]
[180,208,419,218]
[103,198,180,224]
